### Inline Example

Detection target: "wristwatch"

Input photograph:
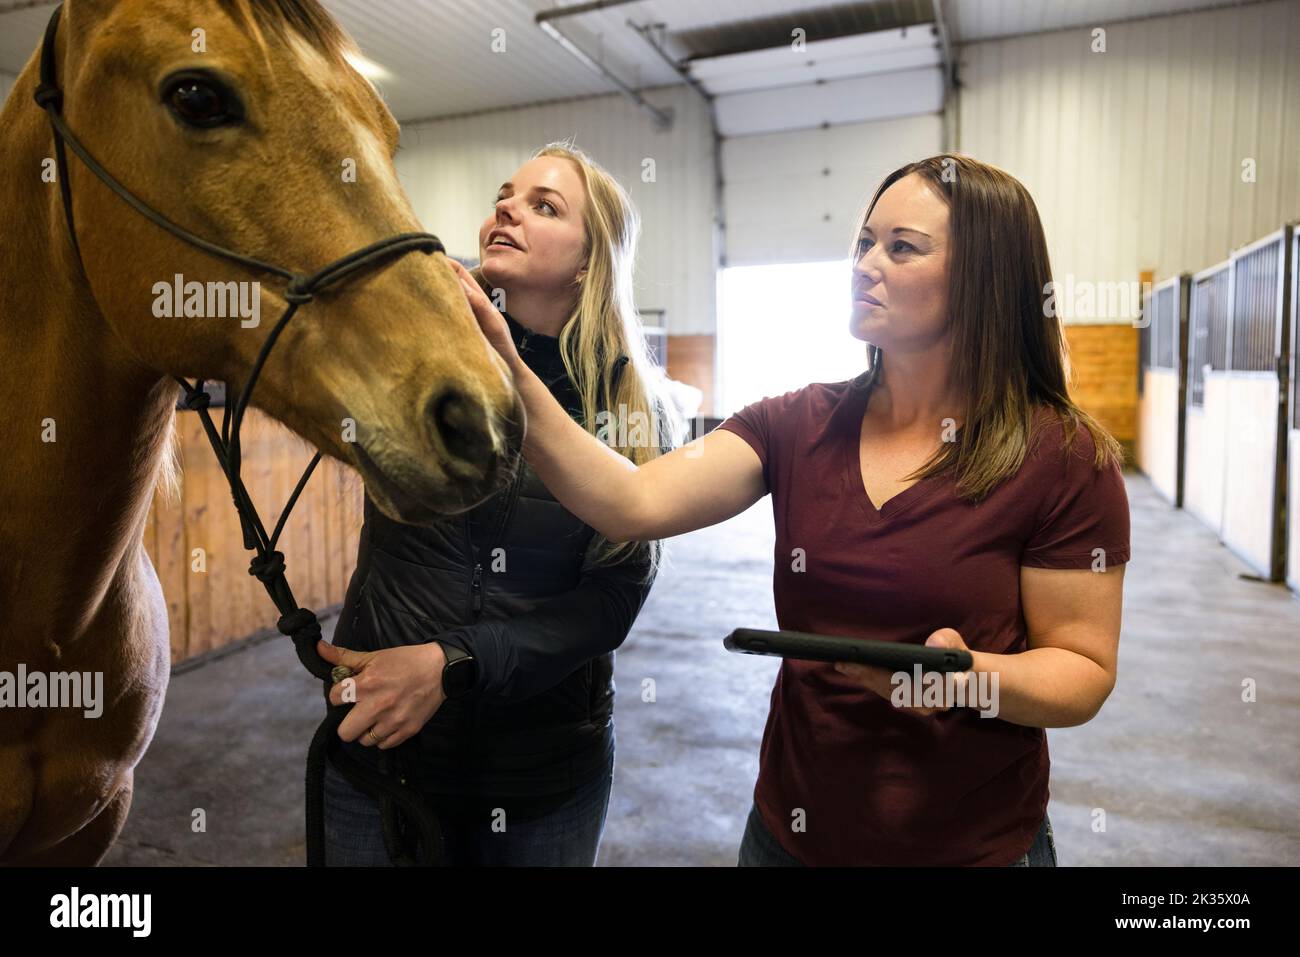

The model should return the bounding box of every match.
[437,641,478,699]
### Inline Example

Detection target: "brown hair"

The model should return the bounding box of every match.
[850,153,1124,501]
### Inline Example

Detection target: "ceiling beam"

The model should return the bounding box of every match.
[534,3,673,128]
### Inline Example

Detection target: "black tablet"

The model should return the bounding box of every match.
[724,628,972,673]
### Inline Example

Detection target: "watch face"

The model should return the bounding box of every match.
[445,656,477,697]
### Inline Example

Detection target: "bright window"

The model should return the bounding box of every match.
[717,259,868,416]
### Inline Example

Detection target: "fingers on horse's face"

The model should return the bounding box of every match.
[478,157,588,296]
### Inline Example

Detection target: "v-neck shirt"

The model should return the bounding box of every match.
[716,373,1131,865]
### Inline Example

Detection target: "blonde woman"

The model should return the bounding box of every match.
[318,143,680,866]
[458,154,1130,867]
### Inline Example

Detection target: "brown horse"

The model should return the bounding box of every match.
[0,0,520,865]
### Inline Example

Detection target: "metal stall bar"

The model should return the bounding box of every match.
[1140,274,1190,506]
[1185,259,1233,533]
[1288,227,1300,592]
[1222,226,1292,581]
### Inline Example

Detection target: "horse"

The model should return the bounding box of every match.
[0,0,521,865]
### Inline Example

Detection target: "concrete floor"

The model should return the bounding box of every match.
[103,471,1300,865]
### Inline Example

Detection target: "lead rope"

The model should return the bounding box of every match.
[35,2,444,867]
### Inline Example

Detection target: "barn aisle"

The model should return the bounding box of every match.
[105,471,1300,866]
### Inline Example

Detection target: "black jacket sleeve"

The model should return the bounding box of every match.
[432,538,659,701]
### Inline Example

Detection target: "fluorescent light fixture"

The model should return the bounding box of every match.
[345,50,390,81]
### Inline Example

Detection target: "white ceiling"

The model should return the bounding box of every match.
[947,0,1247,42]
[688,25,942,95]
[0,0,1263,122]
[694,27,946,134]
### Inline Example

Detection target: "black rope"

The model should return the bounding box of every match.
[36,2,446,867]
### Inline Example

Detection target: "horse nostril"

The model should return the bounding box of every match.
[427,388,497,479]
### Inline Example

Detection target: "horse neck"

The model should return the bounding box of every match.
[0,62,176,641]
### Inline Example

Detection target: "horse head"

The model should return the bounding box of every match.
[41,0,523,521]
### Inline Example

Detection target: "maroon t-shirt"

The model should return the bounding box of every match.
[716,374,1131,866]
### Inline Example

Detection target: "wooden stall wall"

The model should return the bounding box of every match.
[667,334,717,418]
[1064,323,1138,462]
[142,408,365,666]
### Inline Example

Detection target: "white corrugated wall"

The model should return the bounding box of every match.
[7,0,1269,340]
[722,113,945,266]
[956,0,1300,323]
[393,84,718,335]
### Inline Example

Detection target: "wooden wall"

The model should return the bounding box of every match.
[1063,323,1138,462]
[666,334,717,417]
[143,407,364,666]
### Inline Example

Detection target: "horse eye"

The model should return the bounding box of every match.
[164,74,242,128]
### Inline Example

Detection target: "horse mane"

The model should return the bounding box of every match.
[154,418,183,507]
[213,0,356,68]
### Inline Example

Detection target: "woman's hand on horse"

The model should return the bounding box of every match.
[832,628,972,717]
[445,258,521,370]
[318,640,447,748]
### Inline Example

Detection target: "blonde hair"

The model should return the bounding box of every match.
[477,141,682,575]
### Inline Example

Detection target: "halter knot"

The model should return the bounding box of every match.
[180,390,211,411]
[249,550,287,583]
[278,607,321,642]
[33,84,62,110]
[284,277,315,304]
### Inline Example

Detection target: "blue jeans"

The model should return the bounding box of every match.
[322,744,615,866]
[737,802,1059,866]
